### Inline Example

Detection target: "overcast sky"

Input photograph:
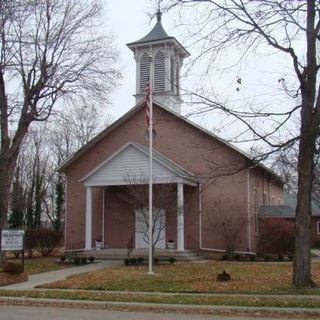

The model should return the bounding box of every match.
[103,1,299,155]
[106,0,161,119]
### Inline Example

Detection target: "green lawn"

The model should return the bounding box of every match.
[6,257,72,274]
[2,260,320,310]
[1,289,320,310]
[39,260,320,295]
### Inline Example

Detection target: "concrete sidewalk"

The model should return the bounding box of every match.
[1,260,120,290]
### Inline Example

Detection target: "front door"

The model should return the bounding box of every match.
[135,207,166,249]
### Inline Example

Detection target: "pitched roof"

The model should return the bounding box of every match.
[259,193,320,217]
[259,205,295,218]
[284,193,320,216]
[126,11,190,57]
[80,141,198,187]
[129,12,171,44]
[57,100,282,184]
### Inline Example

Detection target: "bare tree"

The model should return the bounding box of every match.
[0,0,120,264]
[164,0,320,288]
[207,200,248,254]
[115,175,177,257]
[49,103,111,163]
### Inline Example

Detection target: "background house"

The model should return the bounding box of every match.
[259,193,320,254]
[59,10,283,257]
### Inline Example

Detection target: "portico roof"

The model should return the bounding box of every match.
[81,141,198,187]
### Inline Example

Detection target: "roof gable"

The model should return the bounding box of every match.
[58,100,282,184]
[81,141,197,187]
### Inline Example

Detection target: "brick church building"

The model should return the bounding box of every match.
[59,10,283,256]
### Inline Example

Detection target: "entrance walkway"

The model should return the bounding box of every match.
[1,260,120,290]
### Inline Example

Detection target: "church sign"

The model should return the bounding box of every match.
[1,230,25,251]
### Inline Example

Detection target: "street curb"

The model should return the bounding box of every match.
[1,296,320,318]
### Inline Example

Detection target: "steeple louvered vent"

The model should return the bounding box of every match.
[154,51,165,92]
[170,56,175,93]
[140,53,150,93]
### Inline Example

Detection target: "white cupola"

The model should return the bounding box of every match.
[127,10,189,113]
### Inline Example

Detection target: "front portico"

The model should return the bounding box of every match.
[81,141,198,251]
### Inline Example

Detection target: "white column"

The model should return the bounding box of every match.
[85,186,93,250]
[177,182,184,251]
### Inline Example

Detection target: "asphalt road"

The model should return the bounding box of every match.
[0,305,302,320]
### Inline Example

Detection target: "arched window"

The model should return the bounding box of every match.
[154,50,165,92]
[170,57,175,92]
[140,53,150,93]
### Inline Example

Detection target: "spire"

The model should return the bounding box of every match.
[156,9,162,23]
[156,0,162,22]
[157,0,162,22]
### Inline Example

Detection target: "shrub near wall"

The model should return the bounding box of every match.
[258,218,295,255]
[25,230,38,258]
[25,229,63,258]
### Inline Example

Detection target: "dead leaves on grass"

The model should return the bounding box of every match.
[40,261,320,294]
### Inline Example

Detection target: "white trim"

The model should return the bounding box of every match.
[83,177,197,187]
[127,38,190,58]
[177,182,184,251]
[64,176,68,249]
[85,186,93,250]
[102,188,106,246]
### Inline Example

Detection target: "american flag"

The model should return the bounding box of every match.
[145,82,151,128]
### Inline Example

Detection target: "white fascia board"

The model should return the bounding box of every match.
[83,176,197,187]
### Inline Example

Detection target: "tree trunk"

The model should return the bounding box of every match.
[0,66,10,266]
[293,0,318,287]
[293,130,316,287]
[0,156,10,266]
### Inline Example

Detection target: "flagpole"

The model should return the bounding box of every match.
[148,49,154,275]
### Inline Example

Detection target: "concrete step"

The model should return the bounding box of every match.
[77,248,205,262]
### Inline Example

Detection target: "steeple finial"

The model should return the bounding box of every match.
[156,0,162,22]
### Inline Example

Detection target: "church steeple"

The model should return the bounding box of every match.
[127,9,189,113]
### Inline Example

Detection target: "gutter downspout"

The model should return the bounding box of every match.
[198,182,202,249]
[64,176,68,249]
[102,188,106,246]
[247,167,252,252]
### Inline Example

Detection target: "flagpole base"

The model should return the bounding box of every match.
[147,271,155,276]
